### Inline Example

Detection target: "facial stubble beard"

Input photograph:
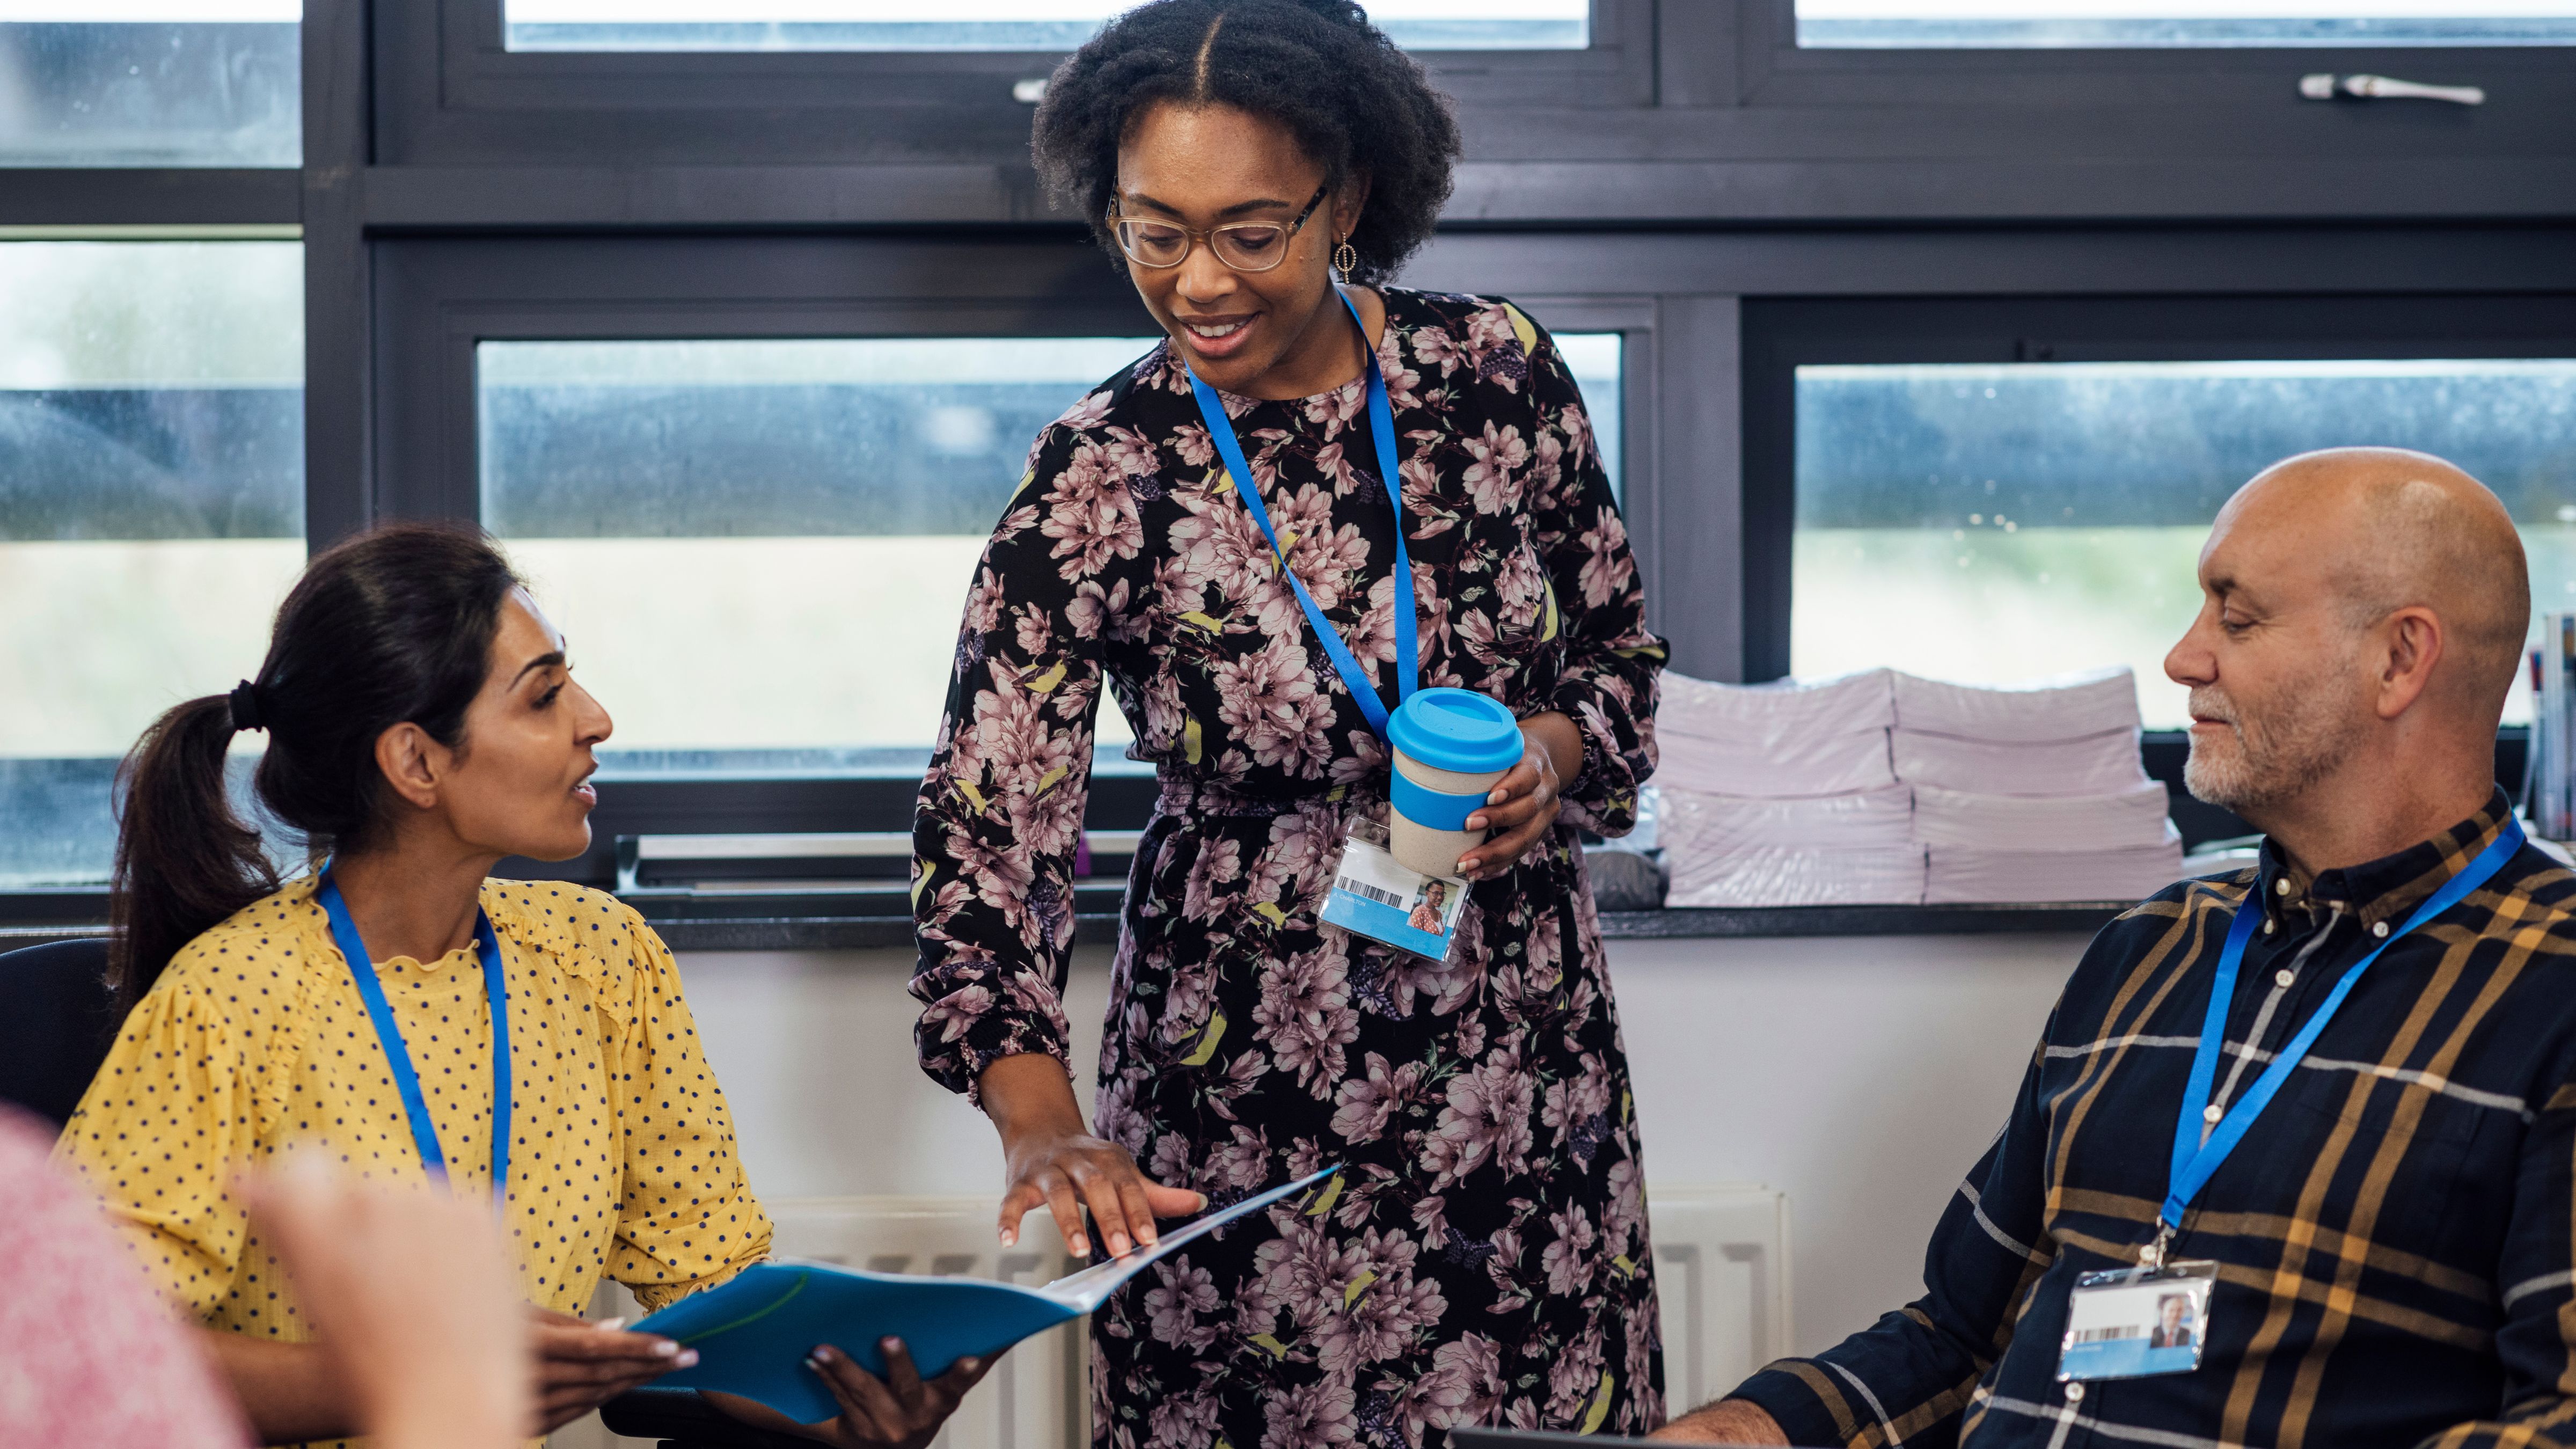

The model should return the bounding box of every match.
[2183,646,2373,819]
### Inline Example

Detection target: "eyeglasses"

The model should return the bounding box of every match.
[1109,182,1330,274]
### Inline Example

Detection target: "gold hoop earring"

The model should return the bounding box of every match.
[1333,240,1358,278]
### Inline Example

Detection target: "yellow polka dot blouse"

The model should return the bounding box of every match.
[54,875,773,1443]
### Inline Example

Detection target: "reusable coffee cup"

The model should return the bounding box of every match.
[1386,687,1527,879]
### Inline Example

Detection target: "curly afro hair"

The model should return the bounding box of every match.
[1031,1,1463,287]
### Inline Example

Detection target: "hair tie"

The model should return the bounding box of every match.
[228,680,267,734]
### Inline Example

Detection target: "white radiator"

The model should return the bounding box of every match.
[1644,1185,1796,1414]
[556,1187,1789,1449]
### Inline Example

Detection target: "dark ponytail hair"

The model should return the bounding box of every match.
[1032,0,1462,286]
[110,522,523,1013]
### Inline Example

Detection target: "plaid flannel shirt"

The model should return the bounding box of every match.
[1735,789,2576,1449]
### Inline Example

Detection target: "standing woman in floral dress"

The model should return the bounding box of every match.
[909,4,1669,1447]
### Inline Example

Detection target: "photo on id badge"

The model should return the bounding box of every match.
[2058,1263,2215,1381]
[1320,818,1469,960]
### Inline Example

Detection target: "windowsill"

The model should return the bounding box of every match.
[0,892,2126,954]
[619,900,2125,951]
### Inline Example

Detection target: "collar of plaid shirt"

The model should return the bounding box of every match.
[2253,790,2528,936]
[1732,787,2576,1449]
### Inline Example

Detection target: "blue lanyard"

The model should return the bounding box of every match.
[1184,289,1418,740]
[2163,819,2525,1236]
[317,871,511,1203]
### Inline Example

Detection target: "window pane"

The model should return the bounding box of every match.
[480,338,1160,779]
[1790,359,2576,728]
[0,4,298,166]
[1798,0,2576,48]
[0,240,305,887]
[1557,330,1623,502]
[502,0,1587,52]
[478,331,1623,777]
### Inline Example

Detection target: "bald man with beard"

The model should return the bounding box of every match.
[1661,448,2576,1449]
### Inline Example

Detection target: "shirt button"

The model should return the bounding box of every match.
[2274,968,2296,987]
[2275,878,2293,897]
[2065,1382,2087,1403]
[2263,918,2277,935]
[2372,921,2390,938]
[2203,1104,2224,1124]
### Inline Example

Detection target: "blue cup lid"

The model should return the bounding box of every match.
[1388,687,1524,775]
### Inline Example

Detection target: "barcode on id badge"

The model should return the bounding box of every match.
[2070,1327,2143,1344]
[1338,876,1408,910]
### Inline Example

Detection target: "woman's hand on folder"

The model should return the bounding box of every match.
[705,1337,994,1449]
[981,1052,1206,1260]
[526,1306,699,1432]
[810,1337,995,1449]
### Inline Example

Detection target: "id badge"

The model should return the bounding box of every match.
[1319,818,1469,961]
[2058,1261,2217,1381]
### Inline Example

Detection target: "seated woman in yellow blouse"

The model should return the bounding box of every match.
[57,523,986,1448]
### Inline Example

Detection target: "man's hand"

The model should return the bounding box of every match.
[528,1306,698,1433]
[1652,1399,1792,1445]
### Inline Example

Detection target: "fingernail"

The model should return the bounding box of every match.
[1140,1228,1159,1246]
[1109,1234,1131,1256]
[1194,1194,1210,1211]
[1490,789,1507,803]
[1072,1237,1088,1255]
[676,1350,700,1368]
[655,1340,684,1356]
[807,1355,826,1372]
[882,1337,901,1352]
[999,1228,1016,1248]
[1465,815,1485,830]
[594,1317,627,1332]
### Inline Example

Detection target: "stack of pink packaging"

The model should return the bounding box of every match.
[1896,668,2184,904]
[1656,665,2184,908]
[1657,669,1920,906]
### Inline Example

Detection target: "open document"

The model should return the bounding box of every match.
[631,1166,1340,1423]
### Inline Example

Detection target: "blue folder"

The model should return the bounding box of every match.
[633,1167,1338,1424]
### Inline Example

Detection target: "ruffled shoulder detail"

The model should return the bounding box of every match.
[178,872,329,962]
[1380,284,1521,333]
[1377,285,1542,392]
[479,879,660,1031]
[152,875,336,1130]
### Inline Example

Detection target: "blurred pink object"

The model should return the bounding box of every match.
[0,1106,247,1448]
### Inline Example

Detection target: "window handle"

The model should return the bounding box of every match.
[2300,72,2486,106]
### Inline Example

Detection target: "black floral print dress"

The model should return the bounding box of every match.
[910,288,1669,1449]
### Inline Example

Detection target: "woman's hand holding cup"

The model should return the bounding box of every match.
[1456,711,1585,880]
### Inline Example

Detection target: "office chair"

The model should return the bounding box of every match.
[0,936,120,1129]
[602,1388,817,1448]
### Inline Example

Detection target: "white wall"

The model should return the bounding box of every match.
[1602,933,2080,1363]
[674,931,2085,1382]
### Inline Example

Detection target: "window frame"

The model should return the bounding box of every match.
[1740,289,2576,846]
[1542,2,2576,226]
[373,0,1656,168]
[368,225,2576,870]
[1741,290,2576,683]
[1741,0,2576,106]
[12,0,2576,923]
[364,230,1678,888]
[0,13,313,928]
